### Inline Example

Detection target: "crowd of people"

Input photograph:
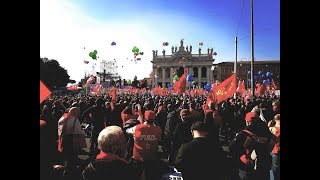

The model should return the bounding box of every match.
[40,89,280,180]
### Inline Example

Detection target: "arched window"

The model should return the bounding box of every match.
[193,67,198,78]
[177,67,184,77]
[201,67,207,78]
[157,68,162,78]
[165,68,170,78]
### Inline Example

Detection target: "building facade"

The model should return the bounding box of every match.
[213,60,280,88]
[151,40,216,88]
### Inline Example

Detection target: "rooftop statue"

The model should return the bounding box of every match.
[180,39,184,46]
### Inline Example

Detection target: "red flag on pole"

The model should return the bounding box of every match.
[271,78,278,90]
[255,83,267,96]
[236,80,246,94]
[173,67,187,94]
[109,88,117,103]
[212,73,237,104]
[204,91,215,111]
[40,80,51,104]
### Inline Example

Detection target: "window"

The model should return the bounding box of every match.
[193,67,198,78]
[165,68,170,78]
[157,68,162,78]
[201,67,207,78]
[222,68,225,73]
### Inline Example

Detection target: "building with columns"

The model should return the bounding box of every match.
[151,40,216,88]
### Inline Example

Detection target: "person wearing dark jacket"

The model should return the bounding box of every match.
[163,104,181,163]
[82,98,108,156]
[229,112,275,180]
[175,121,226,180]
[172,109,193,156]
[82,126,138,180]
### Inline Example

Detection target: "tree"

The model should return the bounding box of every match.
[40,57,70,89]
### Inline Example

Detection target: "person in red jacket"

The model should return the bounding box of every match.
[126,110,162,180]
[269,114,280,180]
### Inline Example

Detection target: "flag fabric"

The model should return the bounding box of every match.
[91,84,103,95]
[212,73,237,104]
[109,88,117,103]
[173,68,187,94]
[67,84,78,91]
[40,80,51,104]
[236,80,246,94]
[255,83,267,96]
[203,91,215,111]
[271,78,278,90]
[190,90,195,98]
[85,76,95,87]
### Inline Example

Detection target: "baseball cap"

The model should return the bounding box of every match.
[144,110,156,121]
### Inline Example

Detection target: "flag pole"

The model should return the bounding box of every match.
[234,36,238,99]
[250,0,255,96]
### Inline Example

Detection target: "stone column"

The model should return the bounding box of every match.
[155,68,159,87]
[207,66,210,83]
[188,67,193,77]
[209,66,213,84]
[170,67,174,84]
[162,67,166,87]
[198,66,202,86]
[153,68,156,87]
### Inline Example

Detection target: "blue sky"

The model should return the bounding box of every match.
[40,0,279,82]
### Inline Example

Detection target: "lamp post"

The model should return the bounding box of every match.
[211,52,217,84]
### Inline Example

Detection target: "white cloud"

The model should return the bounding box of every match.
[40,0,159,81]
[41,0,245,82]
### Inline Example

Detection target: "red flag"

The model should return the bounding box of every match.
[91,84,103,95]
[85,76,95,87]
[255,83,267,96]
[204,91,215,111]
[109,88,117,103]
[173,68,187,94]
[243,91,251,103]
[236,81,246,94]
[271,78,278,90]
[212,73,237,104]
[40,80,51,104]
[190,90,195,98]
[67,84,78,91]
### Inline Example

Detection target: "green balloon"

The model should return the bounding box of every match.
[89,52,93,57]
[93,50,97,54]
[174,75,179,80]
[92,54,97,59]
[132,46,140,53]
[127,80,132,84]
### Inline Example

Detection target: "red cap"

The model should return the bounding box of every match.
[245,112,257,122]
[144,110,156,121]
[40,119,46,127]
